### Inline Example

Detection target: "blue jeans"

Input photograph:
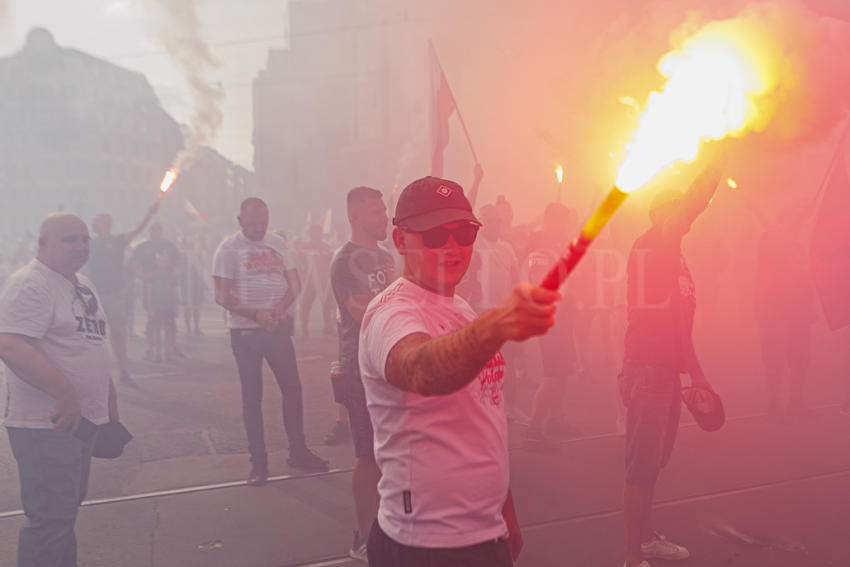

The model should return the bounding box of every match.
[230,320,306,467]
[7,427,96,567]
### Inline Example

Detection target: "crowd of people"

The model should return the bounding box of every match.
[0,159,848,567]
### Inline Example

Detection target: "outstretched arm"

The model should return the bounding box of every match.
[123,202,160,242]
[384,283,559,396]
[668,161,724,234]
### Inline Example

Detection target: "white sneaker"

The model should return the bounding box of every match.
[641,533,690,560]
[349,531,368,563]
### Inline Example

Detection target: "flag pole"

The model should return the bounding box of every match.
[812,115,850,206]
[429,40,482,190]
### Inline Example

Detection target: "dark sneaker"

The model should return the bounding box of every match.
[246,466,268,487]
[349,530,368,563]
[324,420,351,445]
[287,448,329,472]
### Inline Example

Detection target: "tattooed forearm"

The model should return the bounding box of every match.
[385,310,505,396]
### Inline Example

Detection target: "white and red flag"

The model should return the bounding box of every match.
[429,41,456,178]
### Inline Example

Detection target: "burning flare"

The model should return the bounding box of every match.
[160,168,179,194]
[616,18,781,193]
[556,165,564,184]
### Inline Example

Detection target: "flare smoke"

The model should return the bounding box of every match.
[665,1,850,142]
[152,0,224,170]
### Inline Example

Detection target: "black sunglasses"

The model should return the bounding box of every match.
[75,285,98,317]
[403,222,480,249]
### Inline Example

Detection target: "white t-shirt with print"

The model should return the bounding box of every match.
[359,277,508,548]
[212,231,297,328]
[0,260,111,428]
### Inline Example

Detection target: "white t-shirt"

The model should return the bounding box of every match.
[212,231,296,328]
[359,277,509,548]
[0,260,111,428]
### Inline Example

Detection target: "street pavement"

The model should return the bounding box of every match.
[0,307,848,567]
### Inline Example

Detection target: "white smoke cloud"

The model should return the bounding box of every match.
[150,0,224,170]
[0,0,11,35]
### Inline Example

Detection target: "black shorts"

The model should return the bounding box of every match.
[331,368,374,460]
[618,363,681,486]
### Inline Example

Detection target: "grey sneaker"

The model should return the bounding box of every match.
[349,530,368,563]
[641,533,689,560]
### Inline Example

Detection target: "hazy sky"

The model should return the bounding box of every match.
[0,0,289,169]
[0,0,846,214]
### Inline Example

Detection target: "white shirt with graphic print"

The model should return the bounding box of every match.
[212,231,297,329]
[0,259,111,428]
[359,277,508,548]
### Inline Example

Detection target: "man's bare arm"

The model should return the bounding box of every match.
[668,160,725,234]
[213,276,259,322]
[0,333,81,432]
[123,202,159,242]
[385,283,558,396]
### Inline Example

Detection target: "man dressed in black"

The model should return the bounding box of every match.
[619,159,724,567]
[329,186,397,562]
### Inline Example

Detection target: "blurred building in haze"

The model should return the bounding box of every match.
[253,0,426,230]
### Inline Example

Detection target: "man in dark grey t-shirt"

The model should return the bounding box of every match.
[329,186,396,562]
[89,202,159,386]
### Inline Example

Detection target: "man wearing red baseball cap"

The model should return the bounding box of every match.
[359,176,561,565]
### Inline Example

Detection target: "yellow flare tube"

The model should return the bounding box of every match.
[539,186,628,291]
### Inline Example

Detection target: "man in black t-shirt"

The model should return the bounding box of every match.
[619,161,724,567]
[131,221,183,361]
[89,202,159,385]
[329,186,396,562]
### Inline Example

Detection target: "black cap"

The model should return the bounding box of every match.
[93,420,133,458]
[682,387,725,432]
[393,176,480,231]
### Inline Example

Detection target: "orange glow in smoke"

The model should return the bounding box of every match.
[615,20,781,193]
[160,169,178,194]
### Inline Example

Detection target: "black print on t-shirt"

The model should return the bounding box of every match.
[72,297,107,345]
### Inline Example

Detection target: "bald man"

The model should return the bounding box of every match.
[213,198,328,484]
[0,213,119,567]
